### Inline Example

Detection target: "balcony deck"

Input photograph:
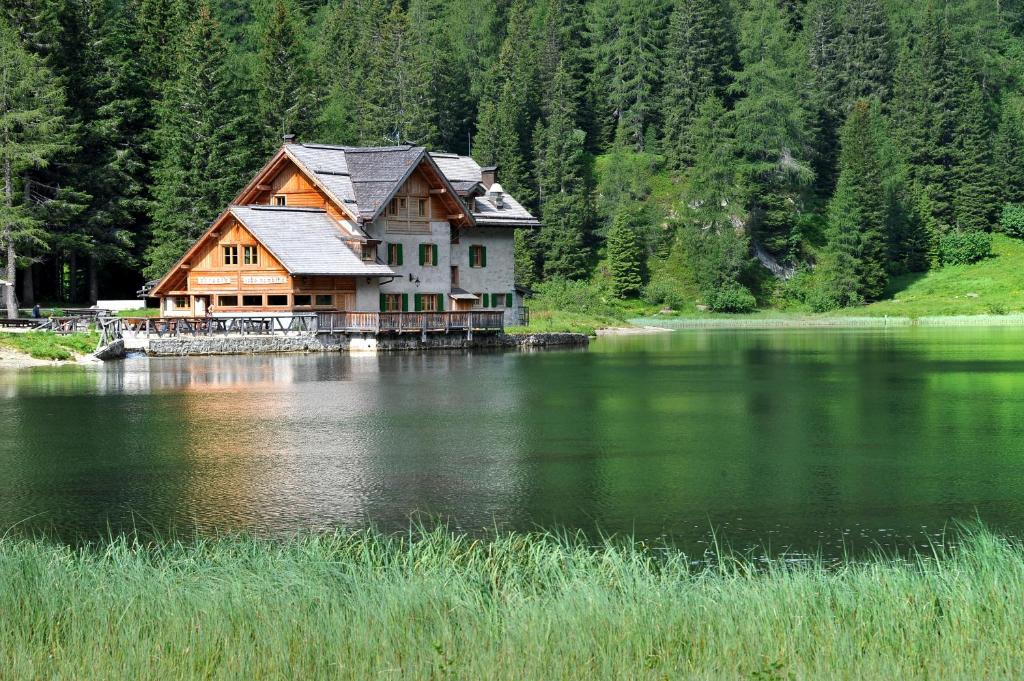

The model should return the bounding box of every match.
[116,311,505,338]
[317,311,505,334]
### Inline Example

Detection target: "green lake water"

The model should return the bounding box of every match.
[2,327,1024,555]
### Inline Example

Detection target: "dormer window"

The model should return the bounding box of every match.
[362,243,377,261]
[274,195,286,206]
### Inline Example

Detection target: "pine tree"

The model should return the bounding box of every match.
[60,0,148,303]
[840,0,893,105]
[0,17,69,317]
[952,70,997,232]
[254,0,319,151]
[473,0,539,206]
[537,0,589,110]
[312,0,386,145]
[608,0,666,151]
[660,0,735,169]
[514,228,538,288]
[360,3,436,146]
[677,96,755,312]
[145,3,256,280]
[606,209,644,297]
[822,99,888,304]
[534,63,592,280]
[892,7,958,264]
[408,0,473,152]
[730,0,814,263]
[136,0,189,86]
[805,0,844,196]
[994,99,1024,206]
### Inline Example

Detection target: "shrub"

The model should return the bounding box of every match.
[643,278,689,310]
[703,285,757,313]
[938,230,992,266]
[532,279,616,316]
[999,204,1024,238]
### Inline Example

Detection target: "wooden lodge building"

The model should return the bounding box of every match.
[151,140,540,330]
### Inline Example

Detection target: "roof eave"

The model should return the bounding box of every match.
[150,209,236,296]
[364,149,477,228]
[283,146,362,225]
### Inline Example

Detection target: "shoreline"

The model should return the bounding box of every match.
[628,312,1024,330]
[595,325,673,336]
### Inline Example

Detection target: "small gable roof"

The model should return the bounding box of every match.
[284,143,471,225]
[430,153,540,227]
[230,205,394,276]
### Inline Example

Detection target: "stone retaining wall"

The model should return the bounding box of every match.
[143,332,588,357]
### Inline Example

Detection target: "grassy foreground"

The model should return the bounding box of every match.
[3,528,1024,679]
[0,331,98,360]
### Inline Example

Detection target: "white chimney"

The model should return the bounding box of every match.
[487,182,505,209]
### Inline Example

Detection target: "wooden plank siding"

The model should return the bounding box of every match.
[380,168,450,234]
[167,217,358,314]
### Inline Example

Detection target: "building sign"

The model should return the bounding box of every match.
[242,275,287,285]
[196,276,233,285]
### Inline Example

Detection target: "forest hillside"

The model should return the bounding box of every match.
[1,0,1023,314]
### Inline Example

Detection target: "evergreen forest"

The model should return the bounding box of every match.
[2,0,1024,313]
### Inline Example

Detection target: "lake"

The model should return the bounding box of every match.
[2,327,1024,556]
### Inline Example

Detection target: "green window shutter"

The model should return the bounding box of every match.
[414,294,422,311]
[379,293,386,312]
[419,244,426,266]
[483,293,489,307]
[397,243,403,266]
[432,244,439,265]
[506,293,513,307]
[469,248,475,267]
[437,294,444,311]
[481,246,487,267]
[402,293,408,312]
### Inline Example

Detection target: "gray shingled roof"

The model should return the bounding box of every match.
[230,205,394,276]
[287,143,428,221]
[284,143,539,227]
[430,152,540,227]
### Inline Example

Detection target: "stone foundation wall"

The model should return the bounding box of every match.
[142,331,588,357]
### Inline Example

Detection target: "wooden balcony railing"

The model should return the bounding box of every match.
[117,311,504,338]
[120,314,318,338]
[317,311,505,334]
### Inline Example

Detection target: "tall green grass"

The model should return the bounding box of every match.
[2,527,1023,679]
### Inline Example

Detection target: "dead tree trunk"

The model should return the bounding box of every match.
[4,157,17,319]
[20,262,33,306]
[88,254,98,305]
[69,251,78,303]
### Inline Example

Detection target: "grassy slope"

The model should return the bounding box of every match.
[0,332,98,360]
[836,233,1024,318]
[3,528,1024,679]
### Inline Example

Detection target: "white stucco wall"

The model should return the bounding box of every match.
[363,219,452,310]
[356,220,521,323]
[452,227,518,323]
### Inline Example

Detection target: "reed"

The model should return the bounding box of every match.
[2,527,1022,679]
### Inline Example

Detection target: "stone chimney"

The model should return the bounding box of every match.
[480,165,498,190]
[282,133,297,144]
